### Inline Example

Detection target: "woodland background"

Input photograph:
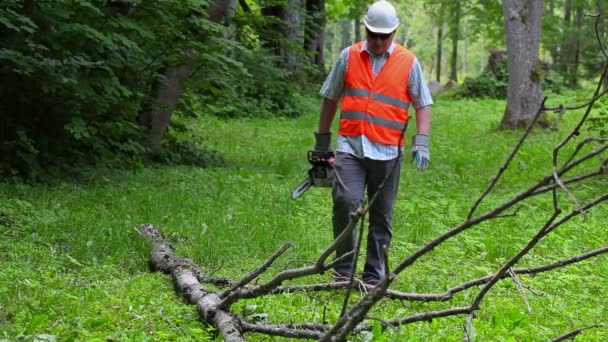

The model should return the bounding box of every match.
[1,0,607,179]
[1,0,608,341]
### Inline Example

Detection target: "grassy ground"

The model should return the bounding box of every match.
[1,93,607,341]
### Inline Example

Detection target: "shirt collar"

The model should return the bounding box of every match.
[361,41,397,57]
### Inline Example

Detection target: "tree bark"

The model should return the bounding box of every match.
[449,0,460,83]
[567,3,584,87]
[500,0,544,129]
[23,0,35,15]
[284,0,303,70]
[142,0,236,156]
[304,0,326,75]
[435,24,443,83]
[340,18,351,50]
[598,0,608,91]
[261,6,285,59]
[145,61,193,156]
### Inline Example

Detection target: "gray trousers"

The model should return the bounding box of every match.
[332,152,402,281]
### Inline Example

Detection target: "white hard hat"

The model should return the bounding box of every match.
[364,0,400,34]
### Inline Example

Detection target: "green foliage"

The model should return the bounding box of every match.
[0,1,160,179]
[588,94,608,137]
[1,95,607,340]
[441,50,564,99]
[466,0,504,46]
[156,124,225,168]
[442,51,508,99]
[187,48,304,118]
[457,71,508,99]
[0,0,313,181]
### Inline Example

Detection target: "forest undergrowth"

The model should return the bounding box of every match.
[1,93,607,341]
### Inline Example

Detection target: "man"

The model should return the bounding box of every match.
[314,0,433,285]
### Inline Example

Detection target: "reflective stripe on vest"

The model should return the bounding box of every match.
[343,88,410,111]
[339,42,415,146]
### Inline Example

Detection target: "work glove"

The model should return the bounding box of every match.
[314,132,332,153]
[410,134,430,171]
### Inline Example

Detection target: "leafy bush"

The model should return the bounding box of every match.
[458,72,508,99]
[0,1,162,180]
[442,50,508,99]
[441,50,561,99]
[156,125,225,168]
[0,1,312,181]
[542,69,564,94]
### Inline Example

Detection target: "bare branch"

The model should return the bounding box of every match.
[467,98,547,221]
[509,268,533,314]
[551,325,607,342]
[389,306,472,326]
[219,242,292,303]
[470,193,608,311]
[239,320,327,339]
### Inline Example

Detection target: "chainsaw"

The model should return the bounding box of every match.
[291,151,335,199]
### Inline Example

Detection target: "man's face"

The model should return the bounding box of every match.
[366,29,394,55]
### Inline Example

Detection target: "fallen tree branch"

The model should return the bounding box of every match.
[137,224,246,342]
[551,324,607,342]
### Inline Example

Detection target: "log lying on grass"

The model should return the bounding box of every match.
[137,223,330,341]
[137,224,246,342]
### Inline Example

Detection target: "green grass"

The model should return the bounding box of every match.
[1,94,607,341]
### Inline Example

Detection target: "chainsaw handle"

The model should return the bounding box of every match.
[308,151,335,168]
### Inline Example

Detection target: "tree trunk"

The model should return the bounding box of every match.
[561,0,575,82]
[340,18,351,49]
[500,0,544,129]
[449,0,460,83]
[599,0,608,91]
[462,24,467,78]
[304,0,326,75]
[261,3,305,69]
[435,24,443,82]
[547,0,560,69]
[23,0,35,14]
[261,6,284,58]
[145,61,193,156]
[142,0,236,156]
[567,4,584,87]
[284,0,303,70]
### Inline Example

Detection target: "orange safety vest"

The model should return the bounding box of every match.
[339,41,414,146]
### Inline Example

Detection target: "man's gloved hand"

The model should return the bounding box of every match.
[314,132,332,153]
[410,134,430,171]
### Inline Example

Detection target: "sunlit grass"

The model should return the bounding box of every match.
[1,94,607,341]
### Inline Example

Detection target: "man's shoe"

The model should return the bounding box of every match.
[362,276,380,287]
[333,271,352,282]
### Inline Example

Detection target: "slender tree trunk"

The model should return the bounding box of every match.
[340,18,351,49]
[462,24,467,78]
[24,0,35,14]
[500,0,544,129]
[561,0,573,80]
[449,1,460,83]
[599,0,608,91]
[547,0,560,68]
[304,0,326,75]
[435,24,443,82]
[284,0,303,70]
[354,18,361,42]
[261,6,284,58]
[568,4,584,87]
